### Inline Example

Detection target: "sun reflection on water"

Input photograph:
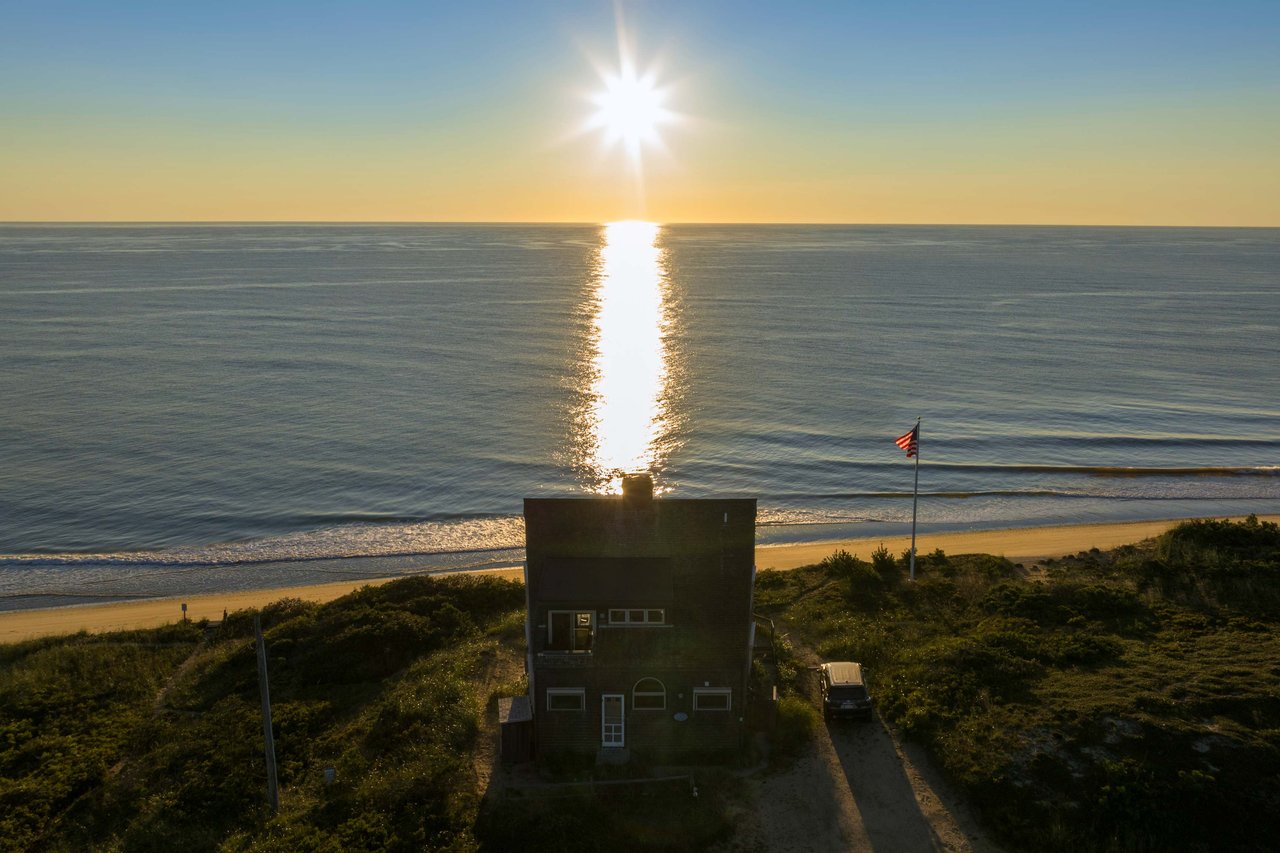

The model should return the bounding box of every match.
[575,220,676,493]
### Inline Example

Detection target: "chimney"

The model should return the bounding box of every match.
[621,473,654,509]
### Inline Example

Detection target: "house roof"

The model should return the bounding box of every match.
[524,497,757,560]
[534,557,673,602]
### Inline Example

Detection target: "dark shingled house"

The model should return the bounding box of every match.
[522,475,757,764]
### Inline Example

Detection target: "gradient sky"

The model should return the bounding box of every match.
[2,0,1277,224]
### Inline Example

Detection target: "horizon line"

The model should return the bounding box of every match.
[2,220,1278,230]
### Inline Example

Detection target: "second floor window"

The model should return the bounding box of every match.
[547,610,594,652]
[608,608,665,625]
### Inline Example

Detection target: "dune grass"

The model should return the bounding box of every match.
[6,518,1277,851]
[1,572,736,853]
[0,622,203,852]
[755,516,1280,852]
[0,575,526,853]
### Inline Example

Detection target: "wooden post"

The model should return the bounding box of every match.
[253,613,280,814]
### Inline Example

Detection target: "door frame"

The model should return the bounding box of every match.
[601,693,625,748]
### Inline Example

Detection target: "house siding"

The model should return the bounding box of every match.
[524,494,756,764]
[535,675,744,759]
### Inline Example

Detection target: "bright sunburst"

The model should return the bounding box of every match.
[586,62,672,163]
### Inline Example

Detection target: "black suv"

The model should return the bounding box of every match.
[819,661,873,720]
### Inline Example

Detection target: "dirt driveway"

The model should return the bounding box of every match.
[716,714,1004,853]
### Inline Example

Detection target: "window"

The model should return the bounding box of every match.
[607,608,665,625]
[547,610,594,652]
[546,688,585,711]
[632,677,666,711]
[693,688,731,711]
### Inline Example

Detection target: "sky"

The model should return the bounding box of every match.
[2,0,1278,224]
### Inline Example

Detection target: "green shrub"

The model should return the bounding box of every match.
[1158,515,1280,567]
[870,543,896,580]
[772,633,801,696]
[820,548,857,577]
[772,696,819,765]
[822,548,886,607]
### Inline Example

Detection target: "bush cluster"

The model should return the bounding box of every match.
[756,518,1280,853]
[1,575,524,853]
[0,623,203,852]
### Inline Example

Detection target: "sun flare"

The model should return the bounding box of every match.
[587,64,671,162]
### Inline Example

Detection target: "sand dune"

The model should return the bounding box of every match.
[2,515,1274,642]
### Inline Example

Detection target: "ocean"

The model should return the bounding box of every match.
[2,223,1277,610]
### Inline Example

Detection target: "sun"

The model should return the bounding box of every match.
[587,63,671,163]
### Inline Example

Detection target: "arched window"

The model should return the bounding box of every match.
[632,677,666,711]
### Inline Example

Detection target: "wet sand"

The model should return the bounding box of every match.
[2,516,1274,642]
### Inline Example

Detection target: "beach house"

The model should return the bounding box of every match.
[521,475,757,764]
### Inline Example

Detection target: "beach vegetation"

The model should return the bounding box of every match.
[0,576,523,853]
[0,622,203,853]
[7,518,1278,851]
[0,572,745,853]
[870,542,895,577]
[770,695,821,764]
[475,770,739,853]
[755,517,1280,853]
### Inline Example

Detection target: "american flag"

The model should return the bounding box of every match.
[895,424,919,458]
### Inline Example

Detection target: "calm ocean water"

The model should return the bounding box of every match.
[2,224,1277,609]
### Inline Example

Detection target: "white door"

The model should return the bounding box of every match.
[602,693,625,748]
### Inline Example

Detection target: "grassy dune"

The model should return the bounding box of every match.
[3,518,1277,851]
[755,516,1280,852]
[0,576,526,853]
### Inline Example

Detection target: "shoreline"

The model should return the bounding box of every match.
[2,515,1275,642]
[754,516,1280,570]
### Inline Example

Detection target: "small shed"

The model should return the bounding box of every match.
[498,695,534,764]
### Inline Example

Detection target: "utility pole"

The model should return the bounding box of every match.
[254,613,280,814]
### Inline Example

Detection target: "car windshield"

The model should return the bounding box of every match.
[829,686,868,701]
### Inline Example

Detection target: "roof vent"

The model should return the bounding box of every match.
[621,473,654,508]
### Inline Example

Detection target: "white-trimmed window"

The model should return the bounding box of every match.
[608,608,665,625]
[693,688,732,711]
[547,610,594,652]
[632,677,666,711]
[546,688,586,711]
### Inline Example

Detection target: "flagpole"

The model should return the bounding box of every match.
[909,418,920,582]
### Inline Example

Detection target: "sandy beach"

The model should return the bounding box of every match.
[2,515,1274,643]
[752,516,1280,571]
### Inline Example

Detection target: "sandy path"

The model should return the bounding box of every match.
[3,516,1273,643]
[726,715,1003,853]
[721,637,1006,853]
